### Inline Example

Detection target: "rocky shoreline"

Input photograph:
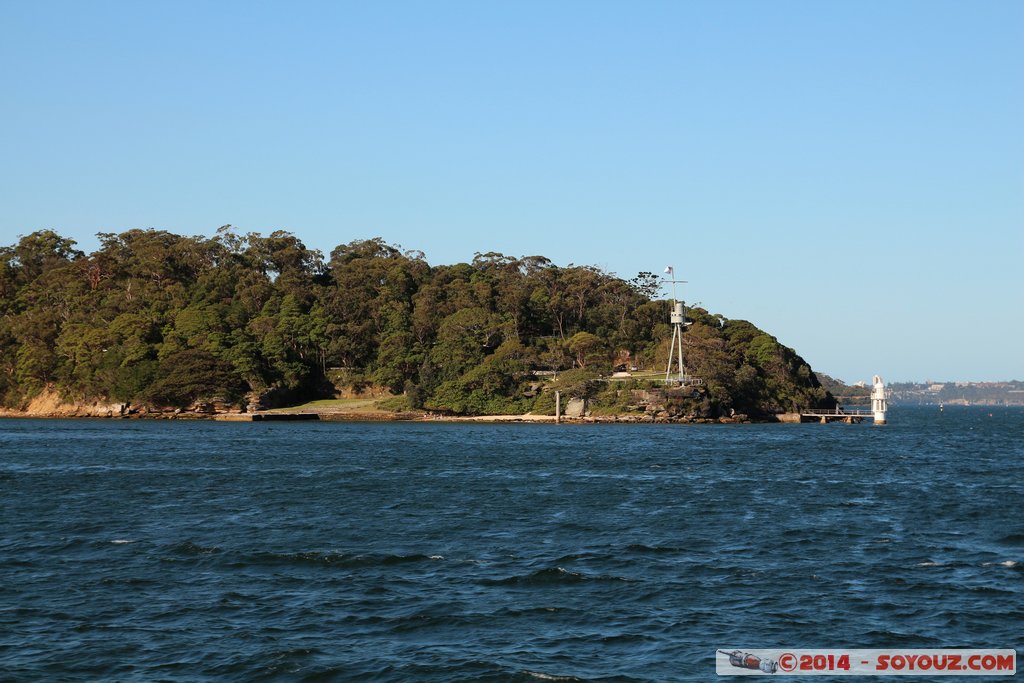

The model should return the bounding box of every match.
[0,389,800,424]
[0,406,794,424]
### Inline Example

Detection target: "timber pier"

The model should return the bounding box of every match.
[801,375,888,424]
[800,407,875,424]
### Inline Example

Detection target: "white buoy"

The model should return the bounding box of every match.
[871,374,887,425]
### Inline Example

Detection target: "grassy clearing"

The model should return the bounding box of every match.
[273,398,382,413]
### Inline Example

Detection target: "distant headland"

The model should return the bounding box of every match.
[1,228,839,423]
[815,375,1024,408]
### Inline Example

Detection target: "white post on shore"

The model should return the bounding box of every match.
[555,391,561,424]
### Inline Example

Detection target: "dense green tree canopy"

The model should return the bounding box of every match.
[0,228,833,415]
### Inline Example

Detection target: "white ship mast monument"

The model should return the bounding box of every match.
[662,265,701,387]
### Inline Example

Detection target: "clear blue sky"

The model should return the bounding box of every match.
[2,0,1021,382]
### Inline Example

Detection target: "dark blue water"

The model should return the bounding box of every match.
[1,407,1021,681]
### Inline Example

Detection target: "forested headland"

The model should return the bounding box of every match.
[0,228,835,420]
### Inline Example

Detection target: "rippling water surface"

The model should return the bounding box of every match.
[2,407,1022,680]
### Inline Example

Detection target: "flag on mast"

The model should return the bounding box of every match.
[664,266,673,277]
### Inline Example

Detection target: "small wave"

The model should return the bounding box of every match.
[553,552,603,564]
[483,566,632,587]
[600,633,657,644]
[625,543,682,554]
[99,576,157,587]
[258,647,323,676]
[524,671,583,682]
[966,585,1014,596]
[864,629,940,646]
[500,606,565,617]
[219,591,258,603]
[168,541,220,555]
[997,533,1024,546]
[387,610,479,634]
[110,539,134,545]
[242,550,440,568]
[981,560,1019,568]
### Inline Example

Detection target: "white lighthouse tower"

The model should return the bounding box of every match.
[871,374,888,425]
